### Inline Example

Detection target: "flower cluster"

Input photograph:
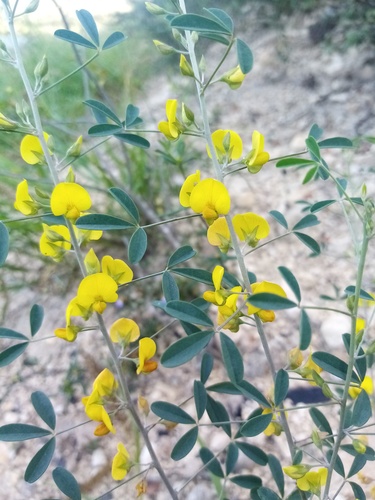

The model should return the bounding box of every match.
[283,466,328,495]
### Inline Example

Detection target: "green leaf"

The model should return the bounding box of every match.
[240,413,273,437]
[30,304,43,337]
[348,454,367,478]
[84,99,122,125]
[274,369,289,407]
[114,133,150,149]
[236,38,253,74]
[53,467,81,500]
[151,401,195,424]
[310,200,336,213]
[302,166,318,184]
[125,104,140,127]
[204,8,233,33]
[170,14,232,35]
[344,285,375,301]
[268,454,285,497]
[278,266,301,302]
[200,447,224,478]
[162,271,180,302]
[269,210,288,229]
[102,31,126,50]
[276,158,317,168]
[0,328,28,340]
[326,449,345,477]
[0,424,51,441]
[201,352,214,384]
[236,442,268,465]
[349,482,366,500]
[172,267,212,285]
[206,395,231,436]
[76,9,99,46]
[293,231,321,255]
[292,449,303,465]
[171,426,198,461]
[198,32,230,45]
[341,444,375,461]
[208,381,243,396]
[236,380,271,407]
[256,487,281,500]
[167,246,196,268]
[24,437,56,483]
[299,309,312,350]
[0,342,28,367]
[305,136,321,160]
[292,214,320,231]
[309,124,324,140]
[220,332,244,384]
[76,214,135,231]
[309,407,334,444]
[88,124,123,136]
[109,187,139,223]
[54,29,97,49]
[0,221,9,266]
[352,389,372,427]
[165,300,213,327]
[193,380,207,420]
[31,392,56,430]
[342,333,366,382]
[226,443,239,475]
[128,227,147,264]
[318,137,353,149]
[230,475,262,489]
[312,352,360,383]
[247,293,297,310]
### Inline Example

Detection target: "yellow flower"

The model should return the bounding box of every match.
[54,325,81,342]
[110,318,140,344]
[203,265,226,306]
[232,212,270,247]
[158,99,182,141]
[54,294,92,342]
[207,217,231,253]
[39,224,71,262]
[101,255,133,285]
[76,226,103,245]
[244,130,270,174]
[356,317,366,334]
[283,465,311,480]
[349,375,373,399]
[137,338,158,374]
[296,468,328,494]
[262,408,283,436]
[93,368,118,397]
[179,170,201,208]
[217,286,243,332]
[112,442,130,481]
[208,129,243,163]
[288,347,304,369]
[219,65,246,90]
[93,421,111,436]
[179,54,194,77]
[190,178,231,225]
[14,179,38,215]
[50,182,92,220]
[82,390,116,434]
[298,351,323,384]
[77,273,118,314]
[20,132,50,164]
[247,281,287,322]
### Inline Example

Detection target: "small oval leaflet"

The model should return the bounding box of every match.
[31,391,56,430]
[299,309,312,350]
[76,213,135,231]
[171,426,198,461]
[236,441,268,466]
[274,369,289,407]
[200,352,214,384]
[162,271,180,302]
[54,29,97,49]
[206,395,231,437]
[165,300,213,327]
[53,467,81,500]
[230,474,262,489]
[24,437,56,483]
[220,332,244,384]
[278,266,301,303]
[109,187,140,224]
[170,14,232,35]
[0,221,9,267]
[102,31,127,50]
[268,453,285,497]
[200,447,224,478]
[0,342,29,368]
[76,9,99,46]
[151,401,195,425]
[269,210,288,229]
[0,424,52,442]
[167,245,196,268]
[247,293,297,310]
[240,413,273,438]
[128,227,148,264]
[30,304,44,337]
[226,442,239,475]
[0,328,28,340]
[193,380,207,420]
[237,38,253,74]
[161,330,214,368]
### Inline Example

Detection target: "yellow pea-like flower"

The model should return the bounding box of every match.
[296,468,328,494]
[219,65,246,90]
[245,130,270,173]
[348,375,373,399]
[110,318,140,344]
[190,178,231,225]
[207,217,231,253]
[20,132,50,164]
[101,255,133,285]
[208,129,243,163]
[50,182,91,220]
[137,337,158,374]
[158,99,182,141]
[77,273,118,314]
[39,224,71,262]
[14,179,38,215]
[93,368,118,397]
[232,212,270,247]
[112,442,130,480]
[179,170,201,208]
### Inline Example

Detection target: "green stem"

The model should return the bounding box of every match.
[2,212,53,224]
[37,52,100,97]
[201,38,234,93]
[141,212,200,229]
[302,305,352,317]
[323,228,369,499]
[244,232,291,256]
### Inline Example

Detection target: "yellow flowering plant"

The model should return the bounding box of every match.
[1,2,374,500]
